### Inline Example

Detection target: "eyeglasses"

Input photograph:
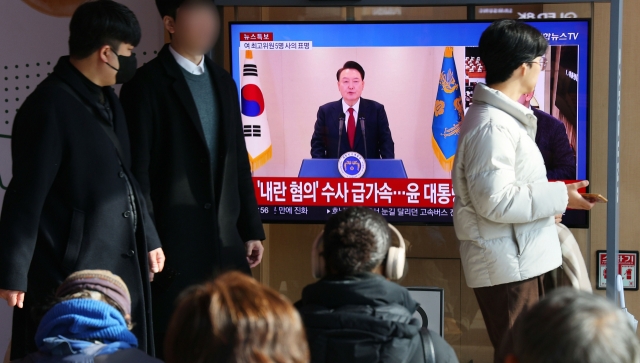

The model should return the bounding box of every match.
[526,57,548,71]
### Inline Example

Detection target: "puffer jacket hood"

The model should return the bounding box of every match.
[296,273,423,363]
[452,83,567,288]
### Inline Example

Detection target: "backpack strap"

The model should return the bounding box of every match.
[419,327,436,363]
[416,304,429,329]
[416,305,435,363]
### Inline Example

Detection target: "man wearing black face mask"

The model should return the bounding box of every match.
[106,48,139,85]
[0,1,164,360]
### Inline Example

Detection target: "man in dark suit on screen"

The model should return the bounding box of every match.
[310,61,394,159]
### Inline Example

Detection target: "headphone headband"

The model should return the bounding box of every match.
[311,223,406,280]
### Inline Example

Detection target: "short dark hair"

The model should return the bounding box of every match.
[68,0,141,59]
[478,19,548,85]
[511,288,640,363]
[155,0,215,19]
[336,61,365,81]
[323,207,390,276]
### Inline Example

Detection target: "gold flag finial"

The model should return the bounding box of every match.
[444,46,454,58]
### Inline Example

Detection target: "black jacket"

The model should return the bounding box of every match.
[310,98,395,159]
[0,57,161,359]
[295,273,458,363]
[119,45,265,336]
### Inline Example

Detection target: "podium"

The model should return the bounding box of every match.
[298,159,408,178]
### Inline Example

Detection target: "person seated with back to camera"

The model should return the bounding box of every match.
[163,271,309,363]
[295,207,458,363]
[12,270,161,363]
[503,288,640,363]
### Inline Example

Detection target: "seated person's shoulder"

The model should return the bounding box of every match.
[378,278,416,306]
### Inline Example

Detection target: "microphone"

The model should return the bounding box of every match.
[359,116,367,159]
[337,112,345,158]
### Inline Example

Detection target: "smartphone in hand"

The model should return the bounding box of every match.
[580,193,608,203]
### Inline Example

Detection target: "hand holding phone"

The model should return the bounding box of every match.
[580,193,608,203]
[567,181,596,210]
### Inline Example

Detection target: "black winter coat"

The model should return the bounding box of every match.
[295,273,459,363]
[0,57,161,359]
[119,44,265,337]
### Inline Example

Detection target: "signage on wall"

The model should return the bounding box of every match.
[596,250,639,290]
[476,5,579,20]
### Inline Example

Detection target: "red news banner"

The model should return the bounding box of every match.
[254,178,455,208]
[240,32,274,41]
[253,178,585,208]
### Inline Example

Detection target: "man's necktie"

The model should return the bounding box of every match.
[347,107,356,149]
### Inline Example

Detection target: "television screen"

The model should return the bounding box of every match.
[229,20,590,226]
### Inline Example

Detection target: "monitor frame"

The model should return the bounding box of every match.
[228,19,592,228]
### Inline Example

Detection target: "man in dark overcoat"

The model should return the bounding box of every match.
[0,1,164,359]
[120,0,265,357]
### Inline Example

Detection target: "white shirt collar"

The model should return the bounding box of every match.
[169,45,206,75]
[342,98,361,116]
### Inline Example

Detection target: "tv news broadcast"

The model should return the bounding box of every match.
[229,20,590,226]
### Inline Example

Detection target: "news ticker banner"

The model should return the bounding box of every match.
[254,177,586,208]
[252,177,589,224]
[255,178,455,208]
[254,177,454,222]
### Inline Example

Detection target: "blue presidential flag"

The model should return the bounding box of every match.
[432,46,464,172]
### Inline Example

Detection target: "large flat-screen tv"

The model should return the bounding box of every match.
[229,20,590,227]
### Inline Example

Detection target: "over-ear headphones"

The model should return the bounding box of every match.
[311,224,406,280]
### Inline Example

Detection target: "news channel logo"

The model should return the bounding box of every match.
[338,152,366,178]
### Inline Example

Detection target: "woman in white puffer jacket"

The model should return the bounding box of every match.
[451,20,595,363]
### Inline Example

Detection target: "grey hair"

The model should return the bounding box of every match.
[512,288,640,363]
[323,207,391,276]
[358,212,391,270]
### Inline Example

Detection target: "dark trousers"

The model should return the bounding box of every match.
[473,274,545,363]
